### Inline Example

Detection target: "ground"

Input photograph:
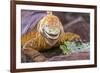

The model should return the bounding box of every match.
[21,47,90,62]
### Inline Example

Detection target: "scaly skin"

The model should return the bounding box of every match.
[21,32,80,62]
[22,32,80,51]
[21,12,81,62]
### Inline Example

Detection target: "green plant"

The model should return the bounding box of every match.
[60,41,71,55]
[60,41,90,55]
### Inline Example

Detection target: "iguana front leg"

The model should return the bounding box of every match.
[22,48,47,62]
[58,32,81,44]
[22,38,47,62]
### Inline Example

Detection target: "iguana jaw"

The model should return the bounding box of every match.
[38,25,61,46]
[44,31,60,39]
[43,25,60,40]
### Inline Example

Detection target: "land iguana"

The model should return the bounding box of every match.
[21,11,81,62]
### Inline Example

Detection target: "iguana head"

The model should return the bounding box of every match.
[37,11,64,46]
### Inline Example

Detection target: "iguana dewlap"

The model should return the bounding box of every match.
[21,12,80,62]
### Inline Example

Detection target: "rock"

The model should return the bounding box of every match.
[48,52,90,61]
[21,47,90,62]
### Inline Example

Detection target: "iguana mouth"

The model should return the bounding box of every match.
[44,30,59,39]
[43,25,60,40]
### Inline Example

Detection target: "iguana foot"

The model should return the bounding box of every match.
[34,55,47,62]
[23,48,47,62]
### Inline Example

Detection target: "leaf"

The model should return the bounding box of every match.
[64,41,70,47]
[60,44,71,55]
